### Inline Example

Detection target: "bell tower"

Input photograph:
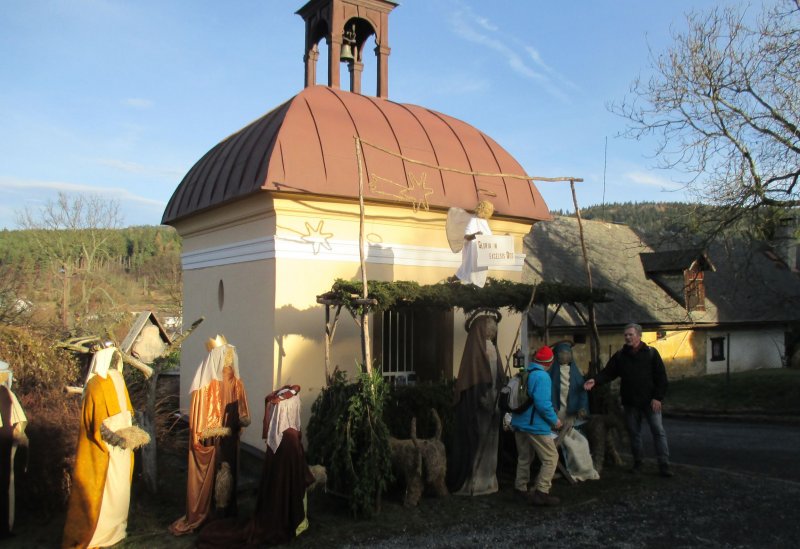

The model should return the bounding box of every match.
[296,0,397,98]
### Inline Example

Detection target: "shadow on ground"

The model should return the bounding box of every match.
[9,428,800,548]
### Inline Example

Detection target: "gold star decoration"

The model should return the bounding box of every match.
[300,220,334,254]
[368,171,434,212]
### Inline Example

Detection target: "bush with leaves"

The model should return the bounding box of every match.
[0,324,81,517]
[307,368,393,518]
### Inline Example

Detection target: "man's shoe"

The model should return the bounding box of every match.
[629,460,643,474]
[530,490,560,507]
[659,463,674,478]
[514,489,530,502]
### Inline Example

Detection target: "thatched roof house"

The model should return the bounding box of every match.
[524,216,800,376]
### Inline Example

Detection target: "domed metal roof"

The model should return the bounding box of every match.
[162,85,550,224]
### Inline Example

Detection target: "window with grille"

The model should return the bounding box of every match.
[374,308,453,385]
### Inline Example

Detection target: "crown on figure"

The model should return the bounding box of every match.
[465,307,502,332]
[205,334,228,352]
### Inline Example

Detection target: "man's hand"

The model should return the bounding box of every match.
[651,399,662,413]
[554,419,563,430]
[583,379,596,391]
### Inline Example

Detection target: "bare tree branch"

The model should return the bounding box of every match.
[609,1,800,238]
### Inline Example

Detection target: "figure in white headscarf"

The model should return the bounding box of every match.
[63,344,149,549]
[170,335,250,536]
[196,385,314,548]
[550,341,599,482]
[447,200,495,288]
[0,360,27,540]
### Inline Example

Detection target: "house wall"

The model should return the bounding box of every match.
[173,197,278,449]
[175,195,533,448]
[705,328,786,374]
[644,330,705,379]
[531,328,706,379]
[530,326,786,383]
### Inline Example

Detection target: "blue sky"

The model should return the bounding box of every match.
[0,0,752,229]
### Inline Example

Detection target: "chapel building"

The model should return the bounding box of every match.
[162,0,550,448]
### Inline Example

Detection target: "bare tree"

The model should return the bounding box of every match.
[16,192,124,328]
[611,0,800,239]
[0,265,33,325]
[138,244,182,314]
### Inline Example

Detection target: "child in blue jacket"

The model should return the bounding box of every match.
[511,346,562,506]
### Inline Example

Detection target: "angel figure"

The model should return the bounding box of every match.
[447,200,495,288]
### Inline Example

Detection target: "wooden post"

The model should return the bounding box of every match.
[570,180,602,375]
[317,300,343,385]
[139,367,159,494]
[324,303,331,382]
[141,316,204,493]
[355,137,372,374]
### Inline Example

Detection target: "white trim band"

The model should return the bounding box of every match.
[182,236,525,271]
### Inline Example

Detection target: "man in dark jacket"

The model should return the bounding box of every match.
[584,323,673,477]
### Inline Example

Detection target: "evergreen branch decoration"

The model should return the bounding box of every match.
[319,277,611,315]
[306,369,393,518]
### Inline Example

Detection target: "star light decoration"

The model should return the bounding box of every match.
[300,220,334,254]
[368,171,434,212]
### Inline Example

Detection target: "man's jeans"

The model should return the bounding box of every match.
[624,405,670,465]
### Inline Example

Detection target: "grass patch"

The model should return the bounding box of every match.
[666,368,800,415]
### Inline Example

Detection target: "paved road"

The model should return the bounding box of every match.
[638,417,800,482]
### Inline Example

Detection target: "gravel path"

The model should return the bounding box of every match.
[323,464,800,548]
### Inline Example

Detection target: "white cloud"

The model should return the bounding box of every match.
[446,4,573,102]
[93,158,183,179]
[123,97,153,109]
[0,176,166,208]
[449,9,542,80]
[624,171,684,191]
[472,14,498,32]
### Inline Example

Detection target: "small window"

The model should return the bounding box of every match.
[573,333,587,344]
[710,337,725,361]
[684,269,706,312]
[218,280,225,311]
[374,309,453,384]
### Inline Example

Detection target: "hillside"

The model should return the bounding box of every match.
[0,225,181,330]
[553,201,786,248]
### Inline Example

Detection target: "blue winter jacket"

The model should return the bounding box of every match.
[511,362,559,435]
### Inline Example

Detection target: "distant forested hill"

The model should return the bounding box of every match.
[0,225,180,268]
[0,225,181,328]
[550,201,785,248]
[551,202,702,240]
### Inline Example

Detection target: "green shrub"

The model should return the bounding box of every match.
[307,369,393,518]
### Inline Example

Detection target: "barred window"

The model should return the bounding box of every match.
[374,309,453,385]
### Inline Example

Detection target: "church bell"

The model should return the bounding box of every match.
[340,42,355,63]
[340,24,357,63]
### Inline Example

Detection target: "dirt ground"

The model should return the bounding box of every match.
[10,439,800,548]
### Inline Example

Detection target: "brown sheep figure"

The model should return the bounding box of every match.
[388,409,448,507]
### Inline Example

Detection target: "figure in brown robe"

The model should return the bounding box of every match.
[197,384,314,548]
[446,310,505,495]
[169,335,250,536]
